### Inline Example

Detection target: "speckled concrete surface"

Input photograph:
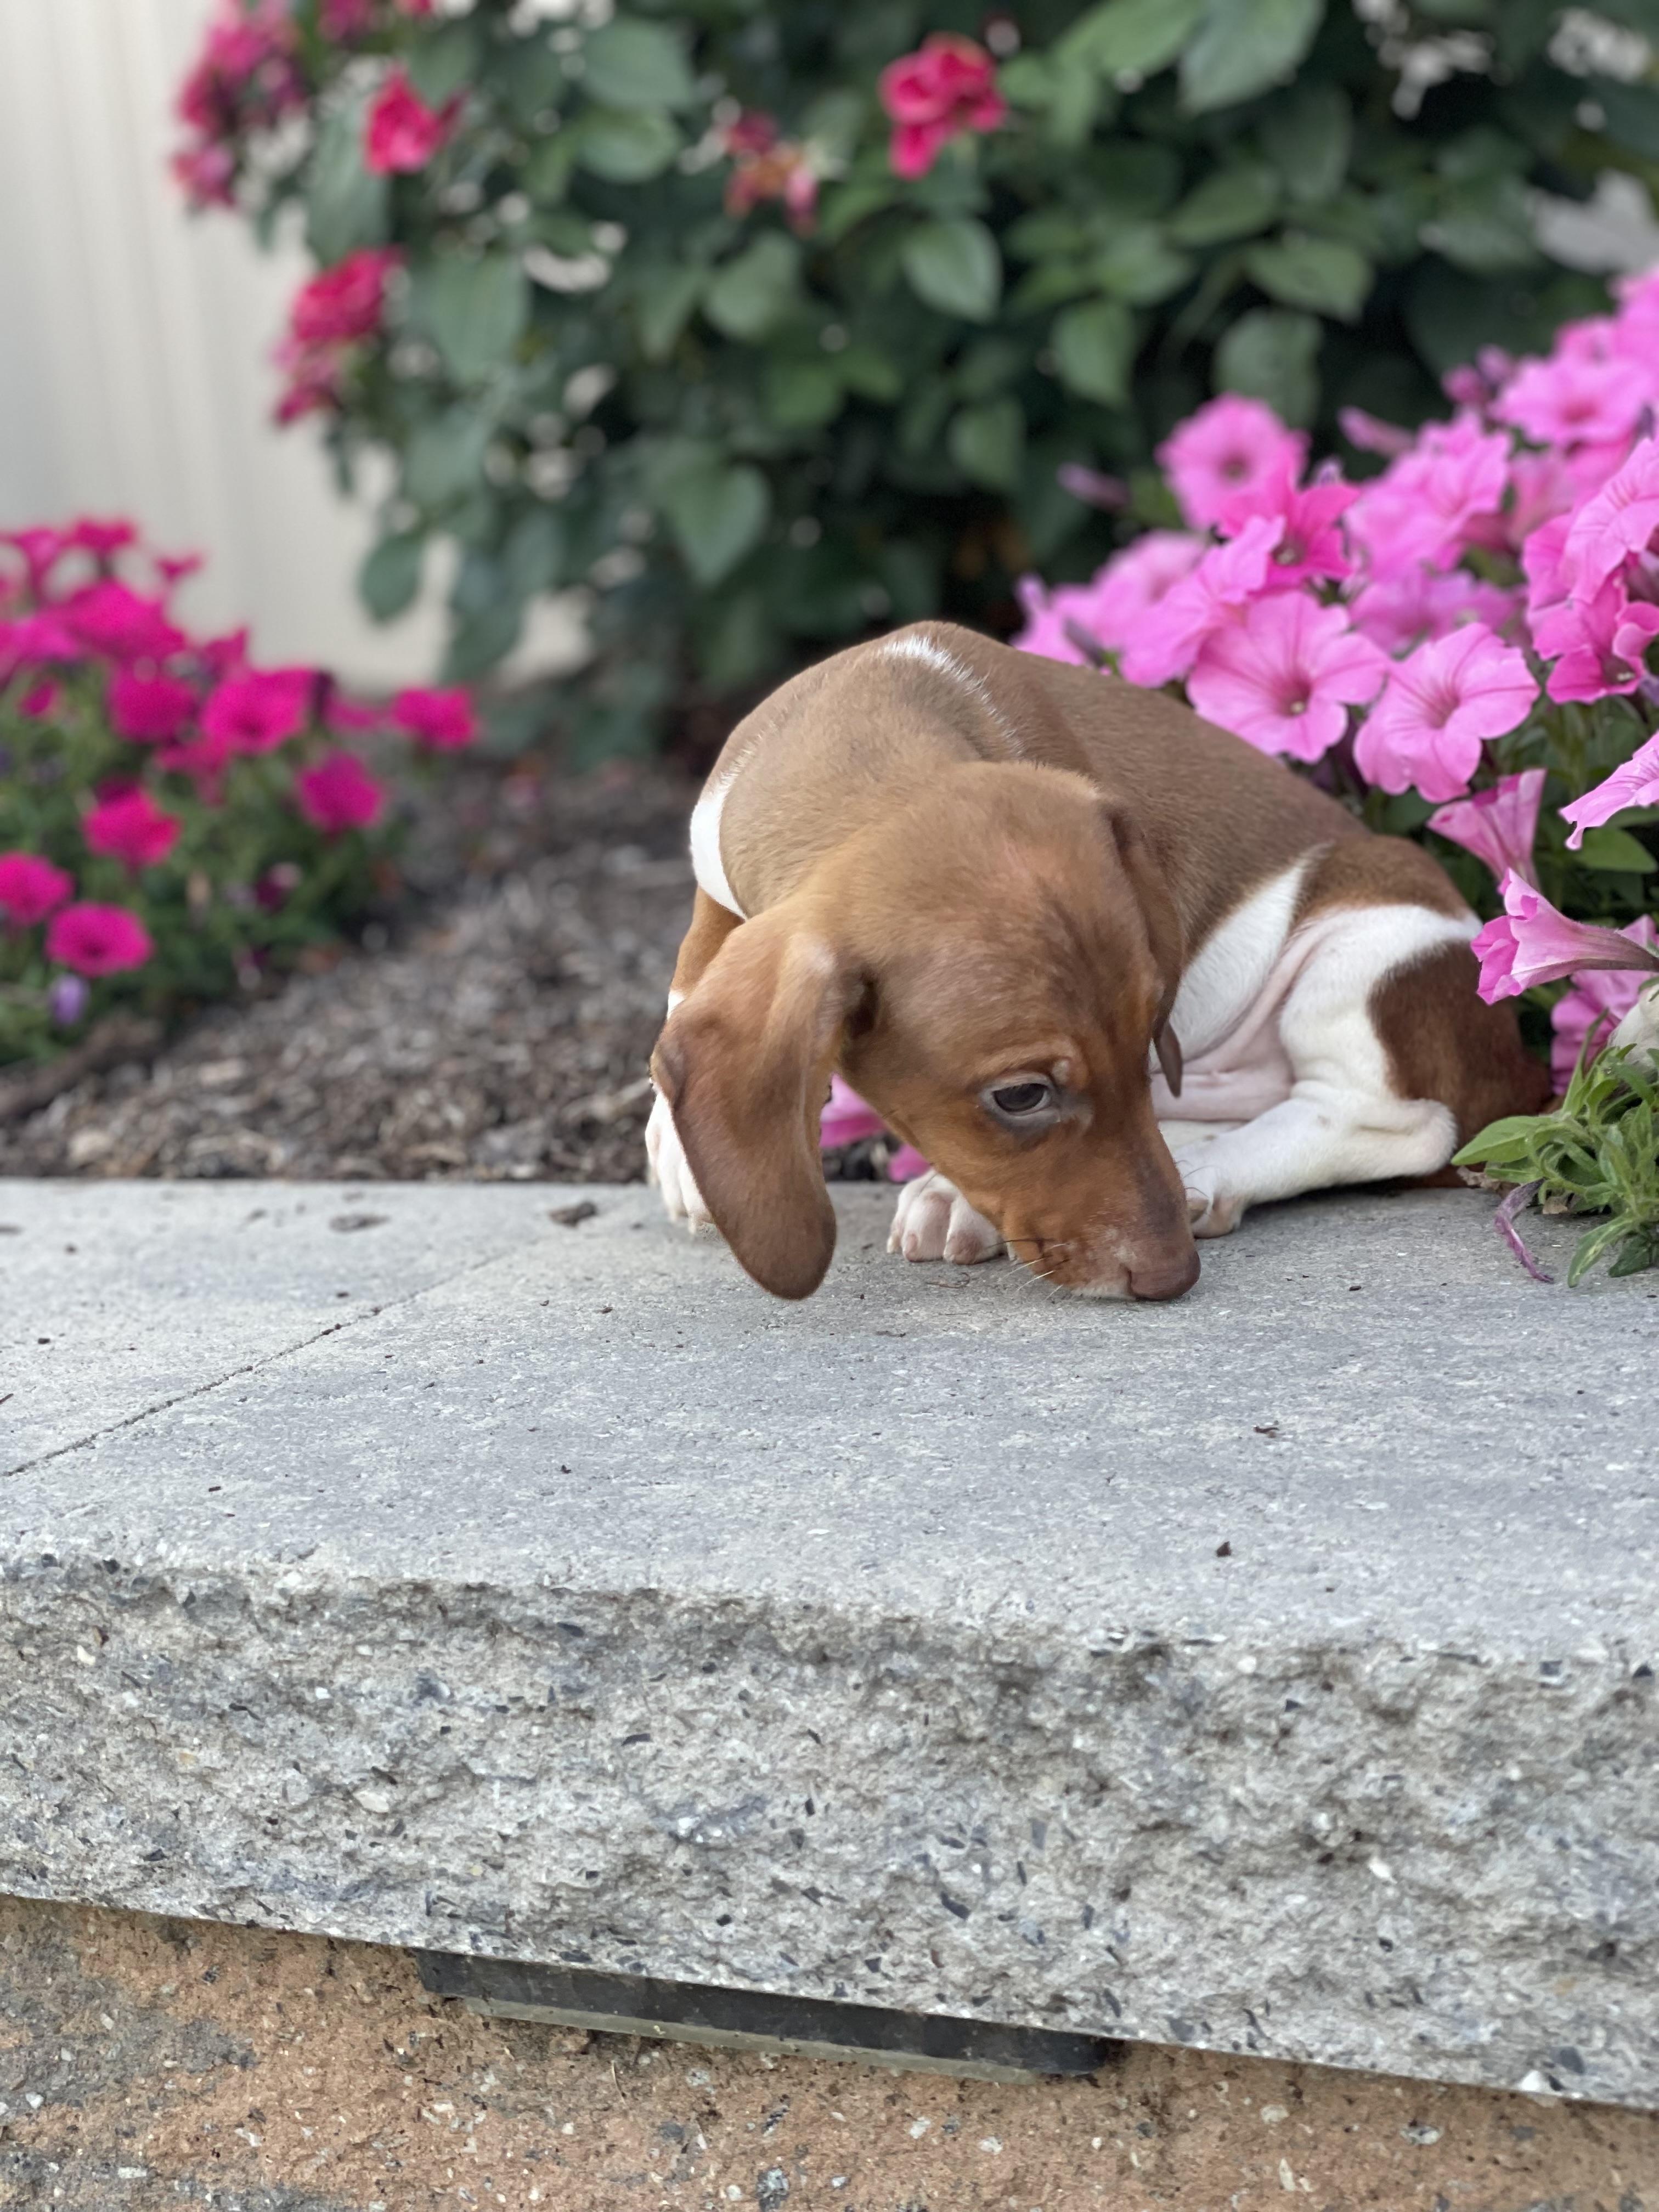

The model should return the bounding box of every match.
[1,1899,1654,2212]
[2,1181,1656,2107]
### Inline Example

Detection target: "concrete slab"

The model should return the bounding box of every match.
[1,1180,1655,2108]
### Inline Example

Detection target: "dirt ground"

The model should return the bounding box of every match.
[0,1898,1652,2212]
[0,766,699,1187]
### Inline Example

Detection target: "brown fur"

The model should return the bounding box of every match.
[1373,941,1552,1144]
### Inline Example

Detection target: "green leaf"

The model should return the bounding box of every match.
[402,409,490,512]
[1214,306,1322,425]
[1607,1227,1659,1277]
[1575,825,1657,874]
[1593,76,1659,161]
[580,16,696,110]
[1167,164,1282,246]
[407,22,479,105]
[703,234,802,342]
[504,509,567,599]
[636,267,705,362]
[1058,0,1209,80]
[1094,224,1194,304]
[662,462,772,587]
[575,108,680,182]
[1246,232,1371,321]
[1260,83,1352,205]
[305,99,390,266]
[413,255,528,385]
[1421,178,1539,275]
[358,533,424,623]
[947,398,1025,493]
[1181,0,1327,116]
[1450,1114,1547,1167]
[901,218,1002,323]
[765,359,844,431]
[837,343,904,403]
[444,599,524,686]
[1052,298,1136,405]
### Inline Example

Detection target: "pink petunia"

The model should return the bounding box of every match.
[1119,515,1285,689]
[1347,566,1520,657]
[109,669,197,744]
[391,686,478,750]
[1550,918,1659,1086]
[1013,533,1204,666]
[0,613,85,680]
[821,1075,885,1150]
[63,581,185,663]
[201,667,316,754]
[1426,770,1546,888]
[1471,870,1659,1003]
[45,901,154,977]
[1346,415,1510,577]
[68,517,137,562]
[290,248,401,347]
[1559,728,1659,850]
[296,752,384,834]
[0,852,74,928]
[84,789,182,872]
[1337,407,1413,459]
[1215,457,1357,588]
[1354,625,1537,804]
[1538,577,1659,705]
[1157,396,1306,533]
[1187,591,1385,764]
[1493,351,1651,452]
[878,35,1005,180]
[1558,435,1659,603]
[364,69,459,175]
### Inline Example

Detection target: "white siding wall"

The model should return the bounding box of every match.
[0,0,572,687]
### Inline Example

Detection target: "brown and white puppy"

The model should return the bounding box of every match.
[646,622,1547,1301]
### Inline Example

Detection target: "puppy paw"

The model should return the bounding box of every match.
[1172,1155,1248,1240]
[645,1088,712,1231]
[888,1171,1003,1264]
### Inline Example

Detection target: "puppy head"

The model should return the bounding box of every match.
[653,763,1198,1301]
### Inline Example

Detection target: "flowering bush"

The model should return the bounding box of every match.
[174,0,1646,758]
[1015,267,1659,1278]
[0,518,477,1067]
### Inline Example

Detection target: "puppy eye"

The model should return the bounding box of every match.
[988,1079,1053,1117]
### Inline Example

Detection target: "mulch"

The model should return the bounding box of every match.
[0,763,702,1186]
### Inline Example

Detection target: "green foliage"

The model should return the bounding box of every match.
[1455,1041,1659,1284]
[207,0,1649,755]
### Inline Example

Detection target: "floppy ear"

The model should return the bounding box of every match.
[1101,803,1185,1095]
[650,902,860,1300]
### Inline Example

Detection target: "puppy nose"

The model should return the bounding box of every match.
[1128,1245,1200,1301]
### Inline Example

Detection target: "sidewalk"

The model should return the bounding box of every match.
[2,1178,1655,2113]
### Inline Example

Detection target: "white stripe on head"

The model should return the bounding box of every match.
[882,631,1017,744]
[689,769,746,918]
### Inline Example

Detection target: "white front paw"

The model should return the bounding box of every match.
[1172,1152,1246,1239]
[646,1088,712,1231]
[888,1171,1003,1265]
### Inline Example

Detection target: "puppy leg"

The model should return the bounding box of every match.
[889,1170,1005,1264]
[1172,908,1477,1238]
[648,890,741,1229]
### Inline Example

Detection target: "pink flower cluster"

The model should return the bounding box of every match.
[173,2,304,208]
[364,67,460,176]
[878,35,1005,180]
[1016,270,1659,1081]
[719,112,821,234]
[275,247,402,425]
[0,516,477,1019]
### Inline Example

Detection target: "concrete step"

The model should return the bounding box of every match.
[1,1180,1655,2111]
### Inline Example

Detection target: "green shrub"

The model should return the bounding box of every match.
[180,0,1658,757]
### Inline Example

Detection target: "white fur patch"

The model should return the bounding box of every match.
[645,1085,712,1230]
[689,771,745,919]
[888,1170,1003,1265]
[1165,861,1311,1065]
[882,631,1017,744]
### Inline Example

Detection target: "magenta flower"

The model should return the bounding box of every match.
[84,789,183,872]
[1119,515,1285,689]
[878,35,1005,180]
[3,526,70,591]
[46,901,154,977]
[1216,458,1357,587]
[1347,567,1520,657]
[1559,729,1659,850]
[722,119,821,233]
[1337,407,1413,459]
[1013,533,1204,667]
[364,69,459,175]
[68,517,137,562]
[821,1075,885,1149]
[1157,397,1306,533]
[392,686,479,751]
[1353,625,1537,804]
[1471,871,1659,1003]
[1494,351,1651,452]
[1550,918,1659,1086]
[1347,415,1510,576]
[319,0,376,33]
[296,752,385,834]
[1537,577,1659,705]
[63,582,185,664]
[1186,591,1384,764]
[0,852,74,928]
[0,613,84,681]
[202,667,316,754]
[290,249,401,348]
[1426,770,1546,888]
[1558,436,1659,603]
[109,669,197,744]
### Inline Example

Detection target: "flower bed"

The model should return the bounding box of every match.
[0,520,475,1067]
[1012,270,1659,1279]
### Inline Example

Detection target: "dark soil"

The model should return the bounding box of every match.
[0,763,700,1185]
